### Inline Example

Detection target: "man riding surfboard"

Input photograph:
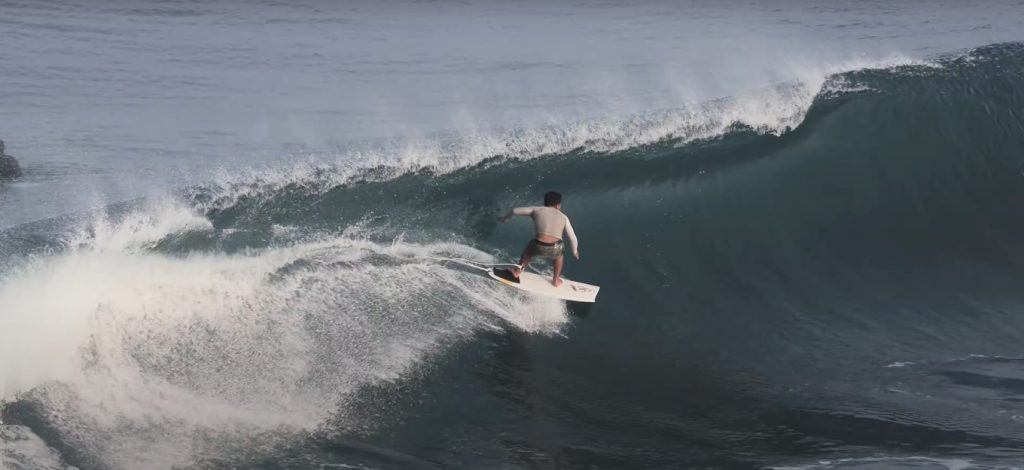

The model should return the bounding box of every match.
[497,191,580,287]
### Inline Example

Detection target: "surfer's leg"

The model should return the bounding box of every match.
[552,255,564,287]
[514,248,532,279]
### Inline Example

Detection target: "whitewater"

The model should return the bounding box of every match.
[3,2,1024,469]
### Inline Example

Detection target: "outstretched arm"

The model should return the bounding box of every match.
[498,207,534,222]
[564,217,580,259]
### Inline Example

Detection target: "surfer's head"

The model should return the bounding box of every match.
[543,191,562,208]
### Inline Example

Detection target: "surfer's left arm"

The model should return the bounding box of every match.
[498,207,534,222]
[564,216,580,259]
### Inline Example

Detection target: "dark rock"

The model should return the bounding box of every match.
[0,139,23,179]
[0,155,21,179]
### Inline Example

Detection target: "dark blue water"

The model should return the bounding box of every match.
[3,2,1024,469]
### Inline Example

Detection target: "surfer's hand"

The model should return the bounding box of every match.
[574,251,580,260]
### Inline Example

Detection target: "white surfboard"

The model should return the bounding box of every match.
[488,268,600,303]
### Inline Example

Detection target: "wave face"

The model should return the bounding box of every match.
[4,43,1024,469]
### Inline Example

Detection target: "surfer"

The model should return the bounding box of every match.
[497,191,579,287]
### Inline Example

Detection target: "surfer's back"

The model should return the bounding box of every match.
[516,206,569,240]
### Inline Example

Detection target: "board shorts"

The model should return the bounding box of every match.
[525,238,564,258]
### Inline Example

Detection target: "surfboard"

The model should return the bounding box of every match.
[488,268,600,303]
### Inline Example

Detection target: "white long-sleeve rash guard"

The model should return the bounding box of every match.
[507,206,579,255]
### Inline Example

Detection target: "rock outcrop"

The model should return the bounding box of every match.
[0,139,23,179]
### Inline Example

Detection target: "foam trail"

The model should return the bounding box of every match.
[770,456,974,470]
[0,206,566,469]
[0,425,70,470]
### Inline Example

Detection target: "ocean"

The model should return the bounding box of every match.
[3,1,1024,469]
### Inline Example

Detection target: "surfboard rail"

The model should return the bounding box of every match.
[433,257,600,303]
[488,268,600,303]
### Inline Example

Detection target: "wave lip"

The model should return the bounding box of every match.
[189,53,931,214]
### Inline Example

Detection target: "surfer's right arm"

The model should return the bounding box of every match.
[498,207,534,222]
[564,216,580,259]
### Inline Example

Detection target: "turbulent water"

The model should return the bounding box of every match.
[4,2,1024,469]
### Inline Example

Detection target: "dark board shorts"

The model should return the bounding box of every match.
[525,238,564,258]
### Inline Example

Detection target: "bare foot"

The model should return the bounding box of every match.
[552,278,563,288]
[510,268,521,279]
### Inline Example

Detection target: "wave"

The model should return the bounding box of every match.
[4,43,1024,468]
[180,44,1024,287]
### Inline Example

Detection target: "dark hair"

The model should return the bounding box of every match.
[543,191,562,207]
